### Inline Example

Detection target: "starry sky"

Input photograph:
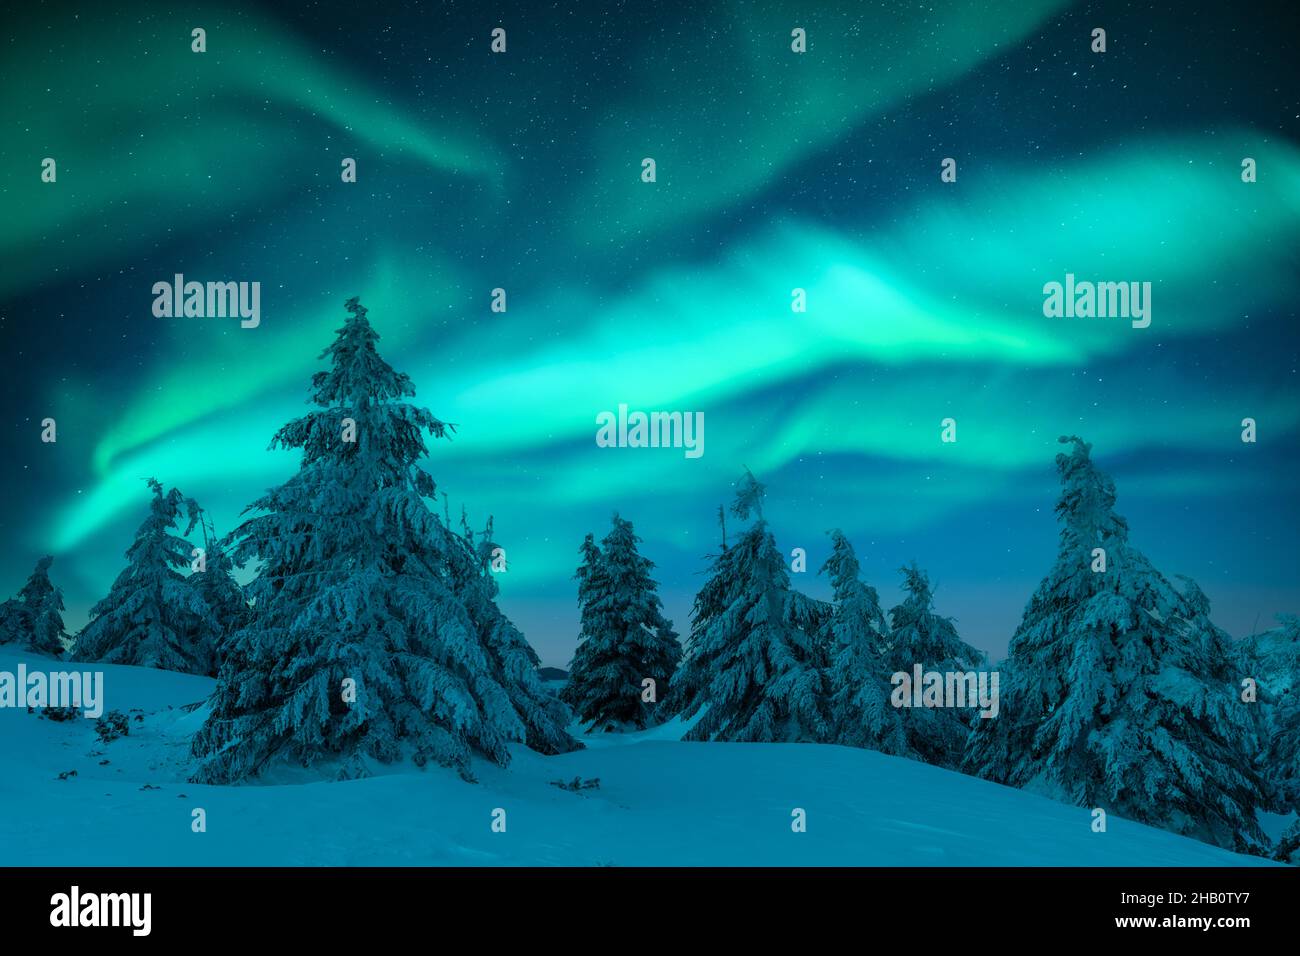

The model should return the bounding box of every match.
[2,0,1298,668]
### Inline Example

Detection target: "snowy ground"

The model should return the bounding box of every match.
[0,650,1278,867]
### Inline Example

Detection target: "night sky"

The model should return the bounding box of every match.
[2,0,1298,668]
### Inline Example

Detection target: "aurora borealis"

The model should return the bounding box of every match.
[2,0,1298,667]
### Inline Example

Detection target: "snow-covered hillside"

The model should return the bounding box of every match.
[0,651,1277,867]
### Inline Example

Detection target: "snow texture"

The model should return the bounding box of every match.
[0,649,1278,867]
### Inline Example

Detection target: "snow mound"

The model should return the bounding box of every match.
[0,651,1276,867]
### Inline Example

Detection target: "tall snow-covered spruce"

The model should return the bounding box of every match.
[670,470,827,742]
[1237,613,1300,845]
[820,531,906,754]
[886,562,984,768]
[188,511,251,669]
[72,479,216,674]
[562,516,682,731]
[443,510,575,759]
[964,436,1270,853]
[0,556,69,655]
[191,298,575,783]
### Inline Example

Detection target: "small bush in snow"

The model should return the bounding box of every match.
[95,709,131,743]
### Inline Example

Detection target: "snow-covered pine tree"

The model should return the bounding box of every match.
[820,530,907,754]
[1237,613,1300,811]
[187,512,250,670]
[20,556,69,656]
[1237,614,1300,707]
[1,572,37,648]
[192,297,575,784]
[571,532,606,648]
[1276,820,1300,866]
[885,562,983,767]
[562,515,682,731]
[446,510,575,757]
[1178,576,1273,785]
[0,599,21,645]
[561,533,615,727]
[964,436,1270,853]
[786,587,834,671]
[0,556,68,655]
[663,515,737,717]
[670,470,827,742]
[72,479,215,674]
